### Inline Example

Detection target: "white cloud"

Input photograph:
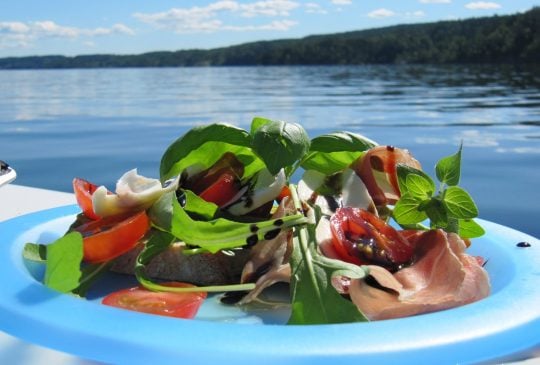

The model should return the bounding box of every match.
[419,0,451,3]
[240,0,299,17]
[331,0,352,5]
[0,20,134,50]
[405,10,426,18]
[368,8,396,18]
[465,2,501,10]
[134,1,300,33]
[305,3,327,14]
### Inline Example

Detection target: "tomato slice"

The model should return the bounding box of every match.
[102,282,207,319]
[198,171,239,207]
[74,210,150,264]
[330,207,414,270]
[73,178,101,220]
[277,185,291,202]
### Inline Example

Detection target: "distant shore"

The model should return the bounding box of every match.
[0,7,538,69]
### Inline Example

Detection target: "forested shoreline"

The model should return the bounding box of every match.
[0,7,538,69]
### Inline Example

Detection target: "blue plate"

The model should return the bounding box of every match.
[0,205,539,364]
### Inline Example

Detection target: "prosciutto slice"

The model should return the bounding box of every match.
[348,229,490,320]
[354,145,421,207]
[238,197,294,304]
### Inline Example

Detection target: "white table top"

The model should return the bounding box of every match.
[1,184,538,365]
[0,184,100,365]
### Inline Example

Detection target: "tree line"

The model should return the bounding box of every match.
[0,7,538,69]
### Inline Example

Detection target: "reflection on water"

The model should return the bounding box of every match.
[0,65,538,237]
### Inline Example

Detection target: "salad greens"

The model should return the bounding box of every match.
[393,145,484,238]
[23,116,485,325]
[288,185,369,324]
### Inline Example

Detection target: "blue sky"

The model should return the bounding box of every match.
[0,0,537,57]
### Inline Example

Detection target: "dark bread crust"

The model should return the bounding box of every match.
[111,243,251,286]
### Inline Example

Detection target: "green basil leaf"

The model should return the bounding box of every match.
[251,120,310,176]
[443,186,479,219]
[396,164,434,196]
[301,132,377,175]
[250,116,271,134]
[458,219,486,238]
[393,193,428,225]
[436,144,462,186]
[425,198,448,228]
[44,232,84,293]
[160,123,264,181]
[406,173,435,199]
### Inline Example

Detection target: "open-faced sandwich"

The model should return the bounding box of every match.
[24,117,490,324]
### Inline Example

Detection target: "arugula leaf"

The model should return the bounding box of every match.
[301,132,377,175]
[159,123,264,181]
[436,144,462,186]
[150,191,309,253]
[43,232,84,293]
[251,119,310,177]
[72,262,111,297]
[23,242,47,262]
[287,185,368,324]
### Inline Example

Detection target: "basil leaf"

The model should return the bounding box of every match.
[301,132,377,175]
[443,186,479,219]
[436,144,462,186]
[251,119,310,176]
[396,164,434,196]
[458,219,486,238]
[393,193,428,225]
[250,116,271,134]
[43,232,84,293]
[160,123,263,181]
[406,173,435,200]
[424,198,448,228]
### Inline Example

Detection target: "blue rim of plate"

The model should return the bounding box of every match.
[0,204,539,364]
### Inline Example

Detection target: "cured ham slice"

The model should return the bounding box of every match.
[348,229,490,320]
[354,145,421,207]
[238,197,294,304]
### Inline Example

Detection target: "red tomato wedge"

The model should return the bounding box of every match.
[73,178,101,220]
[330,207,414,270]
[74,210,150,264]
[198,171,239,207]
[102,282,207,319]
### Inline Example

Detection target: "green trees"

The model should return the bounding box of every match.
[1,8,538,69]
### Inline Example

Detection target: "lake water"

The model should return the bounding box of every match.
[0,65,539,238]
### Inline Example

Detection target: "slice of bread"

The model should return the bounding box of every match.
[111,243,251,286]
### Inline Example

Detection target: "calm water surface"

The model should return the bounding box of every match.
[0,65,539,238]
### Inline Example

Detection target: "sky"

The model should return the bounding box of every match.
[0,0,537,58]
